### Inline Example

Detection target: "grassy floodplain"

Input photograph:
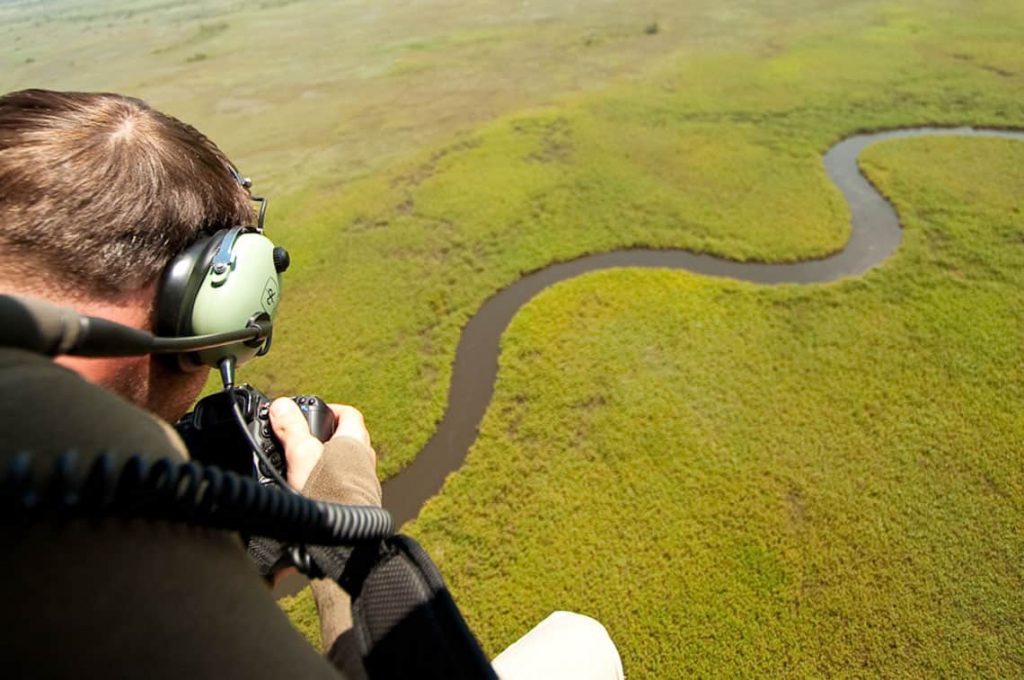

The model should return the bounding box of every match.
[3,1,1022,476]
[2,0,1023,675]
[408,137,1024,675]
[253,2,1024,481]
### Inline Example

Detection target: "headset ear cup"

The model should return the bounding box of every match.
[189,232,282,369]
[155,229,282,372]
[156,231,225,370]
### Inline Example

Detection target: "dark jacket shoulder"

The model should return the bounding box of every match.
[0,347,185,461]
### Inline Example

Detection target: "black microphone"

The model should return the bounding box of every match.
[0,295,270,358]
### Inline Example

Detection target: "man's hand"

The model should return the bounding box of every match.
[268,398,372,490]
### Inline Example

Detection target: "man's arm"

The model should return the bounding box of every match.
[270,398,382,653]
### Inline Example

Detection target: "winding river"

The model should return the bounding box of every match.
[378,126,1024,527]
[272,126,1024,598]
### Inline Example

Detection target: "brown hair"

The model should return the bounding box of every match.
[0,89,254,296]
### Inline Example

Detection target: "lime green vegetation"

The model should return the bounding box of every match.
[254,1,1023,477]
[407,137,1024,675]
[3,0,1023,674]
[3,2,1023,478]
[277,586,322,651]
[265,5,1024,667]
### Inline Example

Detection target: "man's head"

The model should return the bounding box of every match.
[0,89,255,420]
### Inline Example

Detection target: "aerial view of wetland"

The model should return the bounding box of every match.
[2,0,1021,675]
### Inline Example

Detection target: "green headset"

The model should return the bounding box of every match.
[156,173,290,372]
[0,168,290,375]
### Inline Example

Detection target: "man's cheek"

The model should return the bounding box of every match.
[146,359,210,422]
[56,354,150,407]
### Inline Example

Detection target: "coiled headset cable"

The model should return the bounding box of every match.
[1,450,394,547]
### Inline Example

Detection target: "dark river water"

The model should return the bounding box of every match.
[276,126,1024,598]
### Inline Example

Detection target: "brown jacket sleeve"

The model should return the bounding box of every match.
[300,436,382,652]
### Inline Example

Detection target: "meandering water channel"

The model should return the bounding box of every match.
[379,126,1024,525]
[277,126,1024,598]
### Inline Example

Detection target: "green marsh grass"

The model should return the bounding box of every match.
[253,5,1024,476]
[277,587,322,651]
[407,137,1024,675]
[2,0,1023,674]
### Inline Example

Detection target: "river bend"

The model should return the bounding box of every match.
[379,126,1024,526]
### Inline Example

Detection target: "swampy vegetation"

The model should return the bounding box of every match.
[3,0,1022,674]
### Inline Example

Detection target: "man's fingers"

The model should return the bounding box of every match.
[268,399,373,490]
[269,398,311,444]
[328,404,371,448]
[327,403,364,426]
[269,397,323,489]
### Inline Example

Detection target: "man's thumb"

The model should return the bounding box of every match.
[269,398,310,445]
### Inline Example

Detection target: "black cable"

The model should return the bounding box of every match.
[227,391,298,494]
[219,355,237,390]
[1,450,394,546]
